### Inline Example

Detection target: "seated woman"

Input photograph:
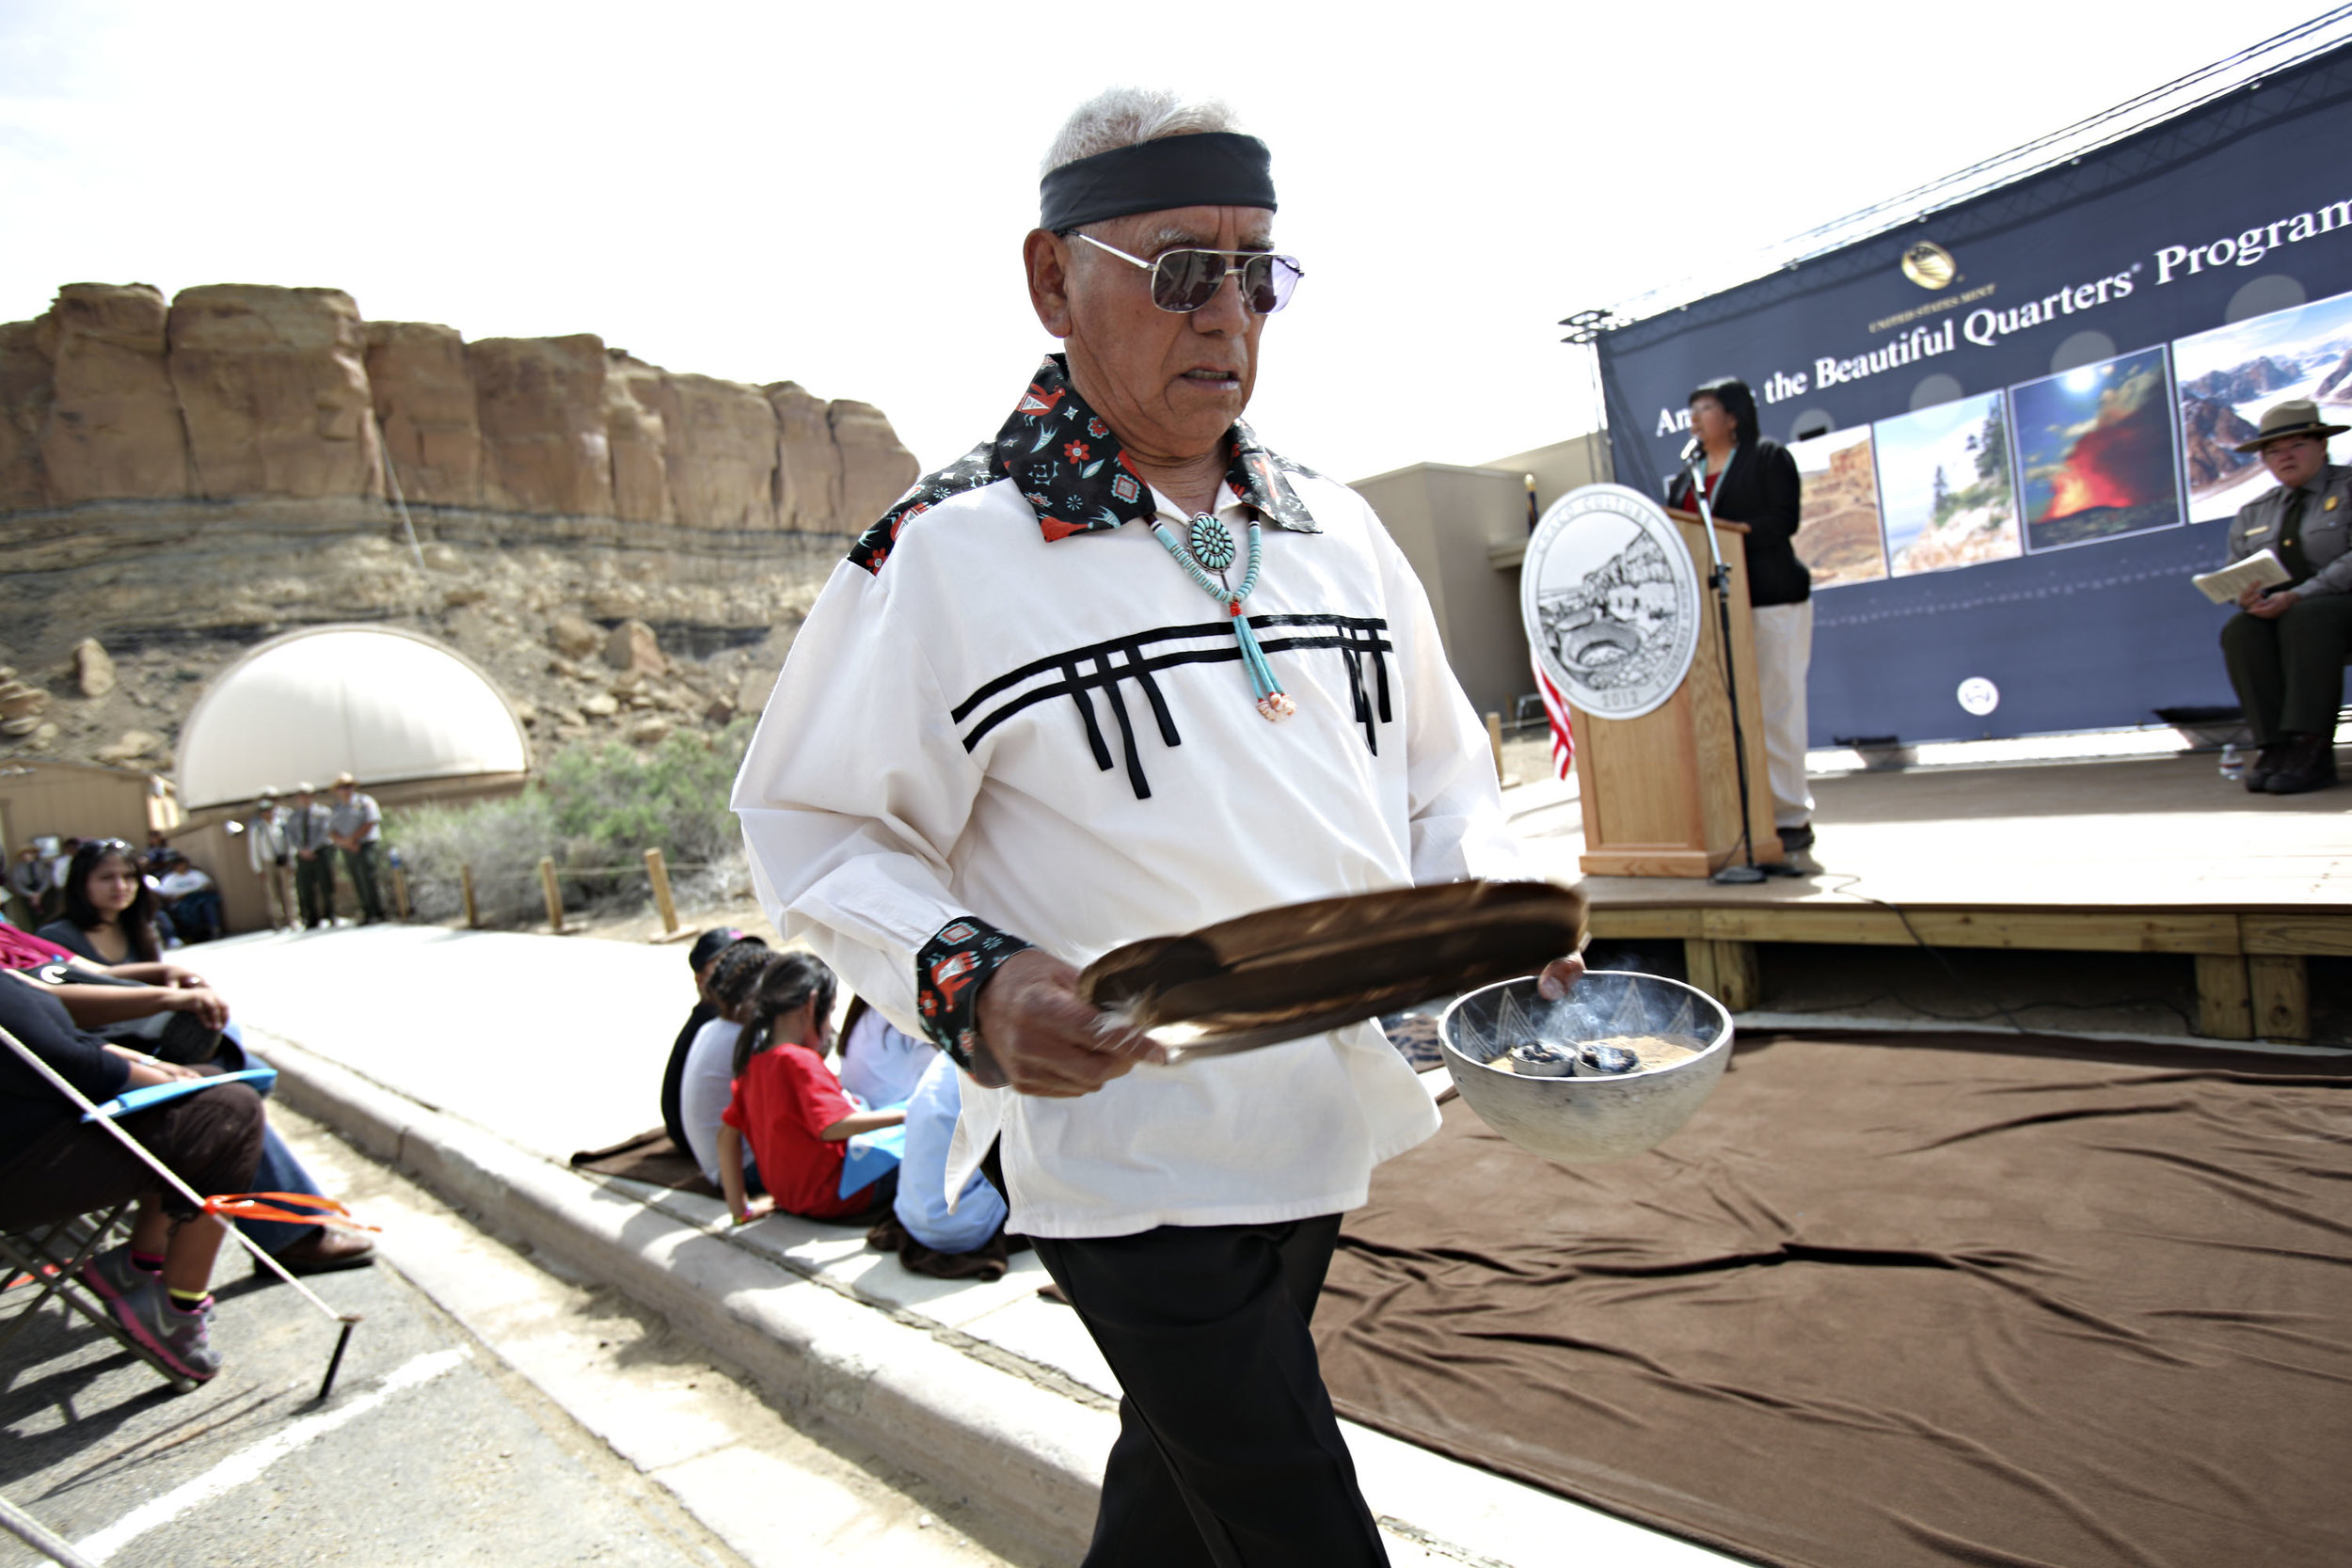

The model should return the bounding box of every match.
[0,968,265,1382]
[834,995,930,1111]
[675,938,773,1186]
[29,840,372,1275]
[720,953,904,1226]
[38,838,172,970]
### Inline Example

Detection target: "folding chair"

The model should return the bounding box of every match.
[0,1203,201,1395]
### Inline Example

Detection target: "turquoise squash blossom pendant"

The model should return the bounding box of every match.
[1153,512,1296,721]
[1188,514,1237,571]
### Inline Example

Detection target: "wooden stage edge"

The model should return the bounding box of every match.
[1542,749,2352,1046]
[1584,903,2350,1043]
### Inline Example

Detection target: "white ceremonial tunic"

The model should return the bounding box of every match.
[733,384,1533,1239]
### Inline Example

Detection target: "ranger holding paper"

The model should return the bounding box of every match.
[2219,398,2352,795]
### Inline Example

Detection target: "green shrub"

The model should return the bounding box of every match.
[389,720,756,927]
[393,792,560,927]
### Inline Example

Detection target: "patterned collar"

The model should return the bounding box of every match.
[850,356,1321,574]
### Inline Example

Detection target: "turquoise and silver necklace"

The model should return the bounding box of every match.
[1152,510,1296,721]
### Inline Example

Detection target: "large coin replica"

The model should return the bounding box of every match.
[1521,483,1702,723]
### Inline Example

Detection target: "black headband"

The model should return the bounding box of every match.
[1040,132,1277,233]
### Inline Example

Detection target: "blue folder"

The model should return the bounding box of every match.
[838,1122,907,1198]
[83,1067,278,1122]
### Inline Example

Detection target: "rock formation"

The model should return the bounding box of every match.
[2180,394,2260,491]
[2181,356,2300,404]
[2315,345,2352,404]
[168,285,381,500]
[365,321,482,506]
[1793,437,1886,588]
[39,283,192,504]
[0,281,917,532]
[0,279,922,773]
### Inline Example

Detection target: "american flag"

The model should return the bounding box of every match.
[1533,657,1575,779]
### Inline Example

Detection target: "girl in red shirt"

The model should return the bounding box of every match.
[719,952,906,1224]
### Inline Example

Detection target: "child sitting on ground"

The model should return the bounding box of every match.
[719,952,905,1226]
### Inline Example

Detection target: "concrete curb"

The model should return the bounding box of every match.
[257,1032,1110,1561]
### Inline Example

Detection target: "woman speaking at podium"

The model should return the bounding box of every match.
[1664,377,1815,862]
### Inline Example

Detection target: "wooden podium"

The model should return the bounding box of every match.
[1570,512,1784,878]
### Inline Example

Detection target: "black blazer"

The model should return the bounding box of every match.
[1663,439,1810,607]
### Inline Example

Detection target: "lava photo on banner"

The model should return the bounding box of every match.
[2011,348,2184,552]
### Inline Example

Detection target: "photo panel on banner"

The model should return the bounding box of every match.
[2010,345,2184,553]
[1871,390,2020,577]
[2172,283,2352,524]
[1788,424,1887,587]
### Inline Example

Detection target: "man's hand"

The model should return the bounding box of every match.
[973,948,1164,1098]
[2246,586,2299,619]
[1535,952,1587,1001]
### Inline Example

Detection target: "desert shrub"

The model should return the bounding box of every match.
[393,792,561,926]
[386,720,757,927]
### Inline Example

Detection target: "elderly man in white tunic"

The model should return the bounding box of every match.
[734,88,1579,1566]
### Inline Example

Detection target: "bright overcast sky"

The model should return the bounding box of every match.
[0,2,2336,485]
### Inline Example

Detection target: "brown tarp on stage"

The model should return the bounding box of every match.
[1315,1033,2352,1568]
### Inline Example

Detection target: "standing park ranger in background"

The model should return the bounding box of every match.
[733,88,1582,1565]
[287,782,337,928]
[2220,398,2352,795]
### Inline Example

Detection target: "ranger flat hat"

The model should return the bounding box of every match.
[332,770,357,787]
[2234,398,2351,452]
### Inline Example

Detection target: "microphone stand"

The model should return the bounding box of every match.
[1683,451,1768,886]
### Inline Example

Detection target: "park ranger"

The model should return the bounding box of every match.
[2221,398,2352,795]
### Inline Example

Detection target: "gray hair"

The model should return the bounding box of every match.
[1041,87,1240,176]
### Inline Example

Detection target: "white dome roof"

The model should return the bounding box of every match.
[177,626,530,810]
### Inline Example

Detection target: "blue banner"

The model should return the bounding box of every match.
[1594,45,2352,743]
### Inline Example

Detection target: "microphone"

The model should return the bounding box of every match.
[1678,436,1702,467]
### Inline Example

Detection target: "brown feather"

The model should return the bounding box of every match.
[1078,880,1587,1057]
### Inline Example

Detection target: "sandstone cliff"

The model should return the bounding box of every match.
[0,281,916,532]
[0,280,923,775]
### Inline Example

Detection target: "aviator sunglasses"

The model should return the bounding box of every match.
[1073,233,1304,315]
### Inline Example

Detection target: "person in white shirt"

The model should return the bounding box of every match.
[676,940,773,1186]
[834,996,930,1110]
[155,854,223,943]
[245,788,294,929]
[732,88,1580,1563]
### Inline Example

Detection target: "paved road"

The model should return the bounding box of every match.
[2,1111,1032,1568]
[183,924,690,1163]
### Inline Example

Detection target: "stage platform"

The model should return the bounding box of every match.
[1505,746,2352,1042]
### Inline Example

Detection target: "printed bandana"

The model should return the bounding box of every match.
[850,356,1321,574]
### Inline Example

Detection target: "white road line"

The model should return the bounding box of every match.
[73,1346,471,1564]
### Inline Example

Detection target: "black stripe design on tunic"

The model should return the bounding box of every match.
[956,614,1395,800]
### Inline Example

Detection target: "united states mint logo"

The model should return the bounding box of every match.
[1901,241,1957,291]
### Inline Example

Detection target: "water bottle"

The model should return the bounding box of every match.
[2218,743,2245,783]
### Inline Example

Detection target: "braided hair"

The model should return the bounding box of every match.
[732,950,839,1079]
[705,937,773,1014]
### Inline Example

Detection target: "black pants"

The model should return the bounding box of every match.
[295,851,336,926]
[342,842,386,922]
[1028,1217,1388,1568]
[2220,594,2352,743]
